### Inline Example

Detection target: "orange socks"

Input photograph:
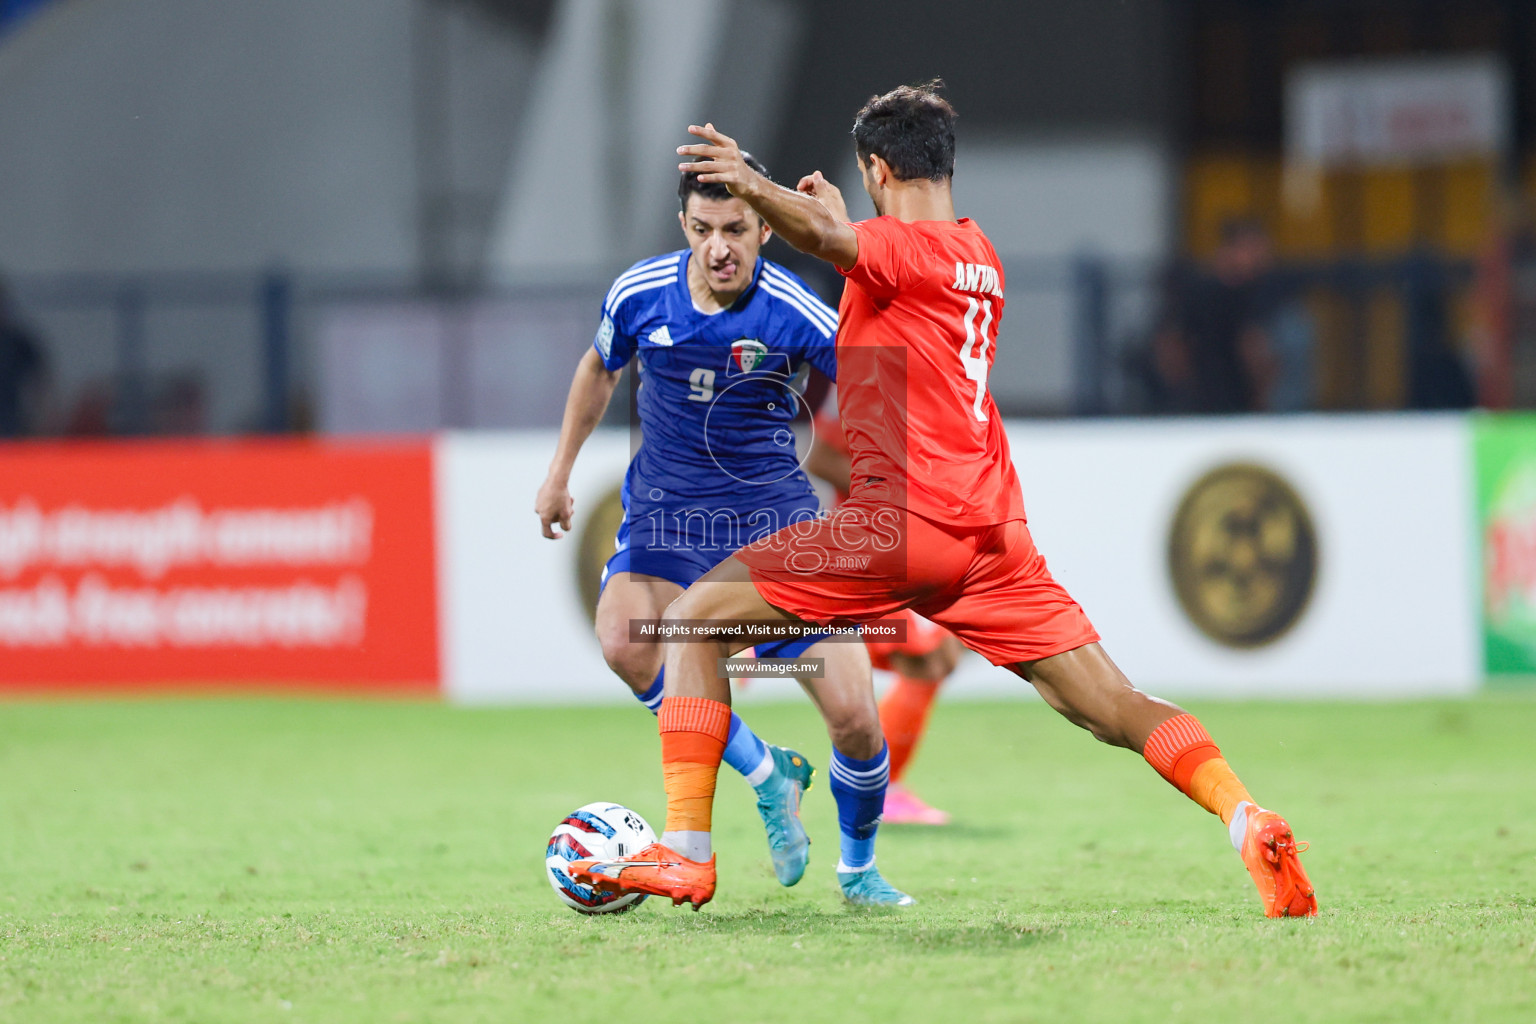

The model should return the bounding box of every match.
[879,676,940,782]
[1143,713,1253,825]
[659,696,732,836]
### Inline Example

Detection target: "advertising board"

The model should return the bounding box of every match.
[0,440,438,691]
[1473,414,1536,679]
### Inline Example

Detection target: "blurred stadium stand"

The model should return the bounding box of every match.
[0,0,1529,433]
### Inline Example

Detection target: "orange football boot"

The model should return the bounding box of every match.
[567,842,717,910]
[1239,808,1318,918]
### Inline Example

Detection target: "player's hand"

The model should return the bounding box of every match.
[535,477,575,539]
[796,171,849,223]
[677,123,762,199]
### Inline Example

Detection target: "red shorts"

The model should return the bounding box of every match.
[736,501,1099,667]
[864,609,950,670]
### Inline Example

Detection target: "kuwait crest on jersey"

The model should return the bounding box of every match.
[731,338,768,372]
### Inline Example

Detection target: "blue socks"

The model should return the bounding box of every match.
[829,742,890,872]
[634,668,772,783]
[722,711,773,784]
[635,671,666,713]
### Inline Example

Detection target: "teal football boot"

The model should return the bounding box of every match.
[754,745,814,886]
[838,865,916,907]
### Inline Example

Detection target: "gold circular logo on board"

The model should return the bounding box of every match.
[574,483,627,624]
[1167,463,1317,648]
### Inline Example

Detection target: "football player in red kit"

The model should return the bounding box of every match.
[570,82,1316,919]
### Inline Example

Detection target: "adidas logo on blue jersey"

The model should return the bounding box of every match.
[647,325,674,346]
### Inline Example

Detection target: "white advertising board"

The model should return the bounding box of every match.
[437,416,1478,704]
[1287,55,1509,166]
[436,429,633,704]
[1006,414,1477,698]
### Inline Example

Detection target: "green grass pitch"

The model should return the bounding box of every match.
[0,694,1533,1023]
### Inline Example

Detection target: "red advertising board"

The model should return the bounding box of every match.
[0,439,438,692]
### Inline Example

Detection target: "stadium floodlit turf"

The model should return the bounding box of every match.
[0,695,1532,1023]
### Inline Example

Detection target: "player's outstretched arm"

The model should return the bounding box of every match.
[536,347,622,539]
[679,124,858,271]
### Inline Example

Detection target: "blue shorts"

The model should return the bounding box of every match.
[601,486,828,659]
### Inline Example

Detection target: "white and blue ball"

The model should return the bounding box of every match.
[545,802,656,915]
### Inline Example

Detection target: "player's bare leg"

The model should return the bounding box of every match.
[657,557,783,700]
[595,570,817,887]
[796,641,881,761]
[594,571,678,696]
[1011,642,1178,751]
[1012,643,1317,917]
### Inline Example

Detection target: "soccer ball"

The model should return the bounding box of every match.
[545,801,656,915]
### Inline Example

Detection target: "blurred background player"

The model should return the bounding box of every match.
[804,393,962,825]
[537,156,893,896]
[575,85,1316,919]
[0,275,47,438]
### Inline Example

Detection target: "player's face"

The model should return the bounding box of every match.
[679,196,770,294]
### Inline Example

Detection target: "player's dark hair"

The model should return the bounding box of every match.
[851,79,957,182]
[678,153,769,213]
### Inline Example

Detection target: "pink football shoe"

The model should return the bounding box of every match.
[882,783,951,825]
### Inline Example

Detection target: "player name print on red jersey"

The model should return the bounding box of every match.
[951,261,1004,297]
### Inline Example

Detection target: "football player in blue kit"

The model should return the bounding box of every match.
[536,156,909,905]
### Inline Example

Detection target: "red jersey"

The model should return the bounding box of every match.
[834,216,1025,526]
[811,407,850,505]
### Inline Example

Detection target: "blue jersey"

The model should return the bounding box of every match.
[594,249,838,524]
